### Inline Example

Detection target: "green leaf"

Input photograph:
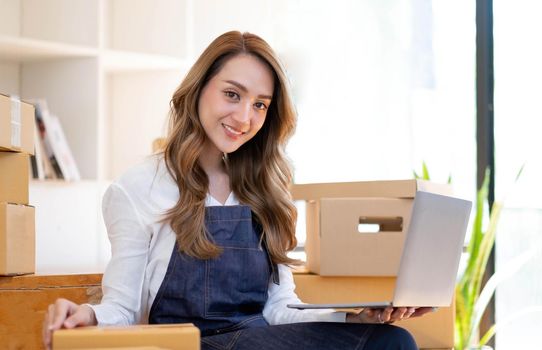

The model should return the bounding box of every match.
[455,287,468,350]
[422,161,430,180]
[479,324,496,346]
[455,168,490,349]
[454,165,527,349]
[469,201,502,317]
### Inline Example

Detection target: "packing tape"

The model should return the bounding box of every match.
[10,96,22,148]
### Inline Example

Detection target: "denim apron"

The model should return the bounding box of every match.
[148,205,279,337]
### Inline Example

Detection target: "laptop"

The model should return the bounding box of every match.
[287,191,472,310]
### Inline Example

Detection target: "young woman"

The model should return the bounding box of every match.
[43,31,432,350]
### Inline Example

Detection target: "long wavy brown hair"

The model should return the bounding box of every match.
[161,31,298,265]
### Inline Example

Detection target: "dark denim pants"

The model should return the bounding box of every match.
[201,322,418,350]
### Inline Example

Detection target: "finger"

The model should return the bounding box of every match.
[359,308,377,323]
[411,307,435,318]
[390,307,407,322]
[376,310,382,324]
[364,308,374,317]
[43,304,55,348]
[52,299,76,329]
[382,307,394,322]
[404,307,416,318]
[63,308,89,329]
[42,308,49,349]
[47,304,56,329]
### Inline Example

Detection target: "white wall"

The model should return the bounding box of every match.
[106,71,180,178]
[30,180,111,274]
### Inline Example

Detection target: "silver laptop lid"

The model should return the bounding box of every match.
[392,191,472,307]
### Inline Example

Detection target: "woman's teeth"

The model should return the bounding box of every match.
[223,124,243,135]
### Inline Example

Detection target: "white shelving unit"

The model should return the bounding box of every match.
[0,0,194,273]
[0,0,192,180]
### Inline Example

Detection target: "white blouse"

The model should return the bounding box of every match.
[89,155,346,326]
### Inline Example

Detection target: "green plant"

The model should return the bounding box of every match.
[455,165,538,349]
[454,169,501,350]
[412,161,452,184]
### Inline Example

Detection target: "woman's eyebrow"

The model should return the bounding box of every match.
[223,80,272,100]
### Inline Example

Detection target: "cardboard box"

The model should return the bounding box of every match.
[307,197,413,276]
[292,180,452,276]
[0,274,102,349]
[0,203,35,275]
[290,179,452,201]
[72,348,172,350]
[292,272,455,349]
[53,324,200,350]
[0,152,29,205]
[75,346,170,350]
[0,94,35,154]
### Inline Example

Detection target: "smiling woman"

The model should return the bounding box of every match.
[42,31,428,350]
[198,55,273,155]
[196,55,274,205]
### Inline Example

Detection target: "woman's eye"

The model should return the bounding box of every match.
[254,102,268,111]
[225,91,239,100]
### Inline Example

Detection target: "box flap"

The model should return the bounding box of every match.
[291,179,452,201]
[53,324,200,350]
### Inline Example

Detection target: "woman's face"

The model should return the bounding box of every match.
[198,54,274,155]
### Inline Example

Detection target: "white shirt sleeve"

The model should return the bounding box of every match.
[263,264,347,324]
[88,183,152,326]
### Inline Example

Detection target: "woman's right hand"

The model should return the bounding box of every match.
[42,298,98,350]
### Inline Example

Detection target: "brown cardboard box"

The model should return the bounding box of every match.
[0,152,29,205]
[77,348,174,350]
[0,203,35,275]
[73,348,172,350]
[0,94,35,154]
[292,180,452,276]
[53,324,200,350]
[0,274,102,349]
[290,179,452,201]
[307,197,413,276]
[292,272,455,349]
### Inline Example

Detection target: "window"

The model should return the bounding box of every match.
[494,1,542,347]
[277,1,476,250]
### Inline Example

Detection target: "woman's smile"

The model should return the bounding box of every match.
[222,123,246,139]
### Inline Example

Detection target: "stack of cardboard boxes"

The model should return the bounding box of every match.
[0,94,36,276]
[291,180,455,350]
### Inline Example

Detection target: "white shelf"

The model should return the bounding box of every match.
[0,35,97,62]
[0,0,192,274]
[101,49,190,72]
[0,35,190,72]
[1,0,189,181]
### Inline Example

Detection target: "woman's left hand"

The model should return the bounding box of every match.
[346,306,435,324]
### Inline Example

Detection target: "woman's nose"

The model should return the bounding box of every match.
[232,101,252,124]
